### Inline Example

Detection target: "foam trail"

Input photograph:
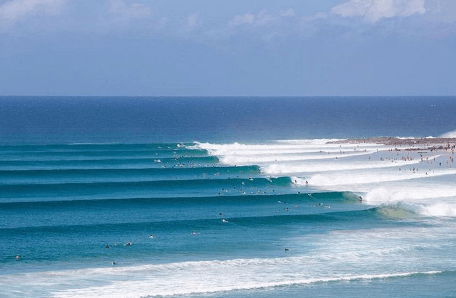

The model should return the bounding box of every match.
[363,186,456,204]
[193,141,421,166]
[193,148,371,155]
[262,157,433,175]
[192,141,388,151]
[276,139,346,144]
[301,169,456,187]
[50,270,441,298]
[418,203,456,217]
[219,151,376,165]
[440,130,456,138]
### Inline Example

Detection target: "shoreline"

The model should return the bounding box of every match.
[328,137,456,152]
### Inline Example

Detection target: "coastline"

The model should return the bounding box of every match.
[328,137,456,152]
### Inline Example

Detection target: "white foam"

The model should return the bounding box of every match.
[359,191,456,218]
[364,186,456,204]
[274,139,345,144]
[440,129,456,138]
[418,203,456,217]
[29,253,441,298]
[192,141,386,151]
[196,148,371,156]
[303,169,456,187]
[219,151,376,165]
[49,270,440,298]
[191,141,409,166]
[262,157,427,175]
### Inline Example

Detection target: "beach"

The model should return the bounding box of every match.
[329,137,456,151]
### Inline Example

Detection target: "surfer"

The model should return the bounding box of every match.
[359,196,363,202]
[105,244,110,249]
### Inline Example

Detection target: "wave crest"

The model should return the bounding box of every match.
[440,130,456,138]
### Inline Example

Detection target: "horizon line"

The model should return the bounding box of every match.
[1,95,456,98]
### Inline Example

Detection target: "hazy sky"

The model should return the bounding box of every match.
[0,0,455,96]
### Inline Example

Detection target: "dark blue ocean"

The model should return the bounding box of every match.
[1,96,455,144]
[1,96,456,298]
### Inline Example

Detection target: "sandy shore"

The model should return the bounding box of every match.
[328,137,456,152]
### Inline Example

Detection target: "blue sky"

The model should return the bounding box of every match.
[0,0,455,96]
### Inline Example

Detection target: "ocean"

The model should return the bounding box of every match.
[0,96,455,298]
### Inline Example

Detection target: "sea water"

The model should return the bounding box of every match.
[0,96,455,298]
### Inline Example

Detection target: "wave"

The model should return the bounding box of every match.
[299,169,456,187]
[0,206,392,234]
[193,141,390,166]
[0,191,355,208]
[0,176,293,200]
[0,165,261,184]
[372,204,419,219]
[0,147,205,157]
[418,202,456,217]
[262,157,430,175]
[364,186,456,204]
[0,156,220,170]
[192,141,385,151]
[50,271,445,298]
[0,142,192,152]
[217,151,376,165]
[360,188,456,218]
[0,153,211,162]
[191,145,381,156]
[440,129,456,138]
[275,138,346,144]
[22,261,444,298]
[362,201,456,219]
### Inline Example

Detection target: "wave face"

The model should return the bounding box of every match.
[1,139,456,298]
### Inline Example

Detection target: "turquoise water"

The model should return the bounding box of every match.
[1,97,456,297]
